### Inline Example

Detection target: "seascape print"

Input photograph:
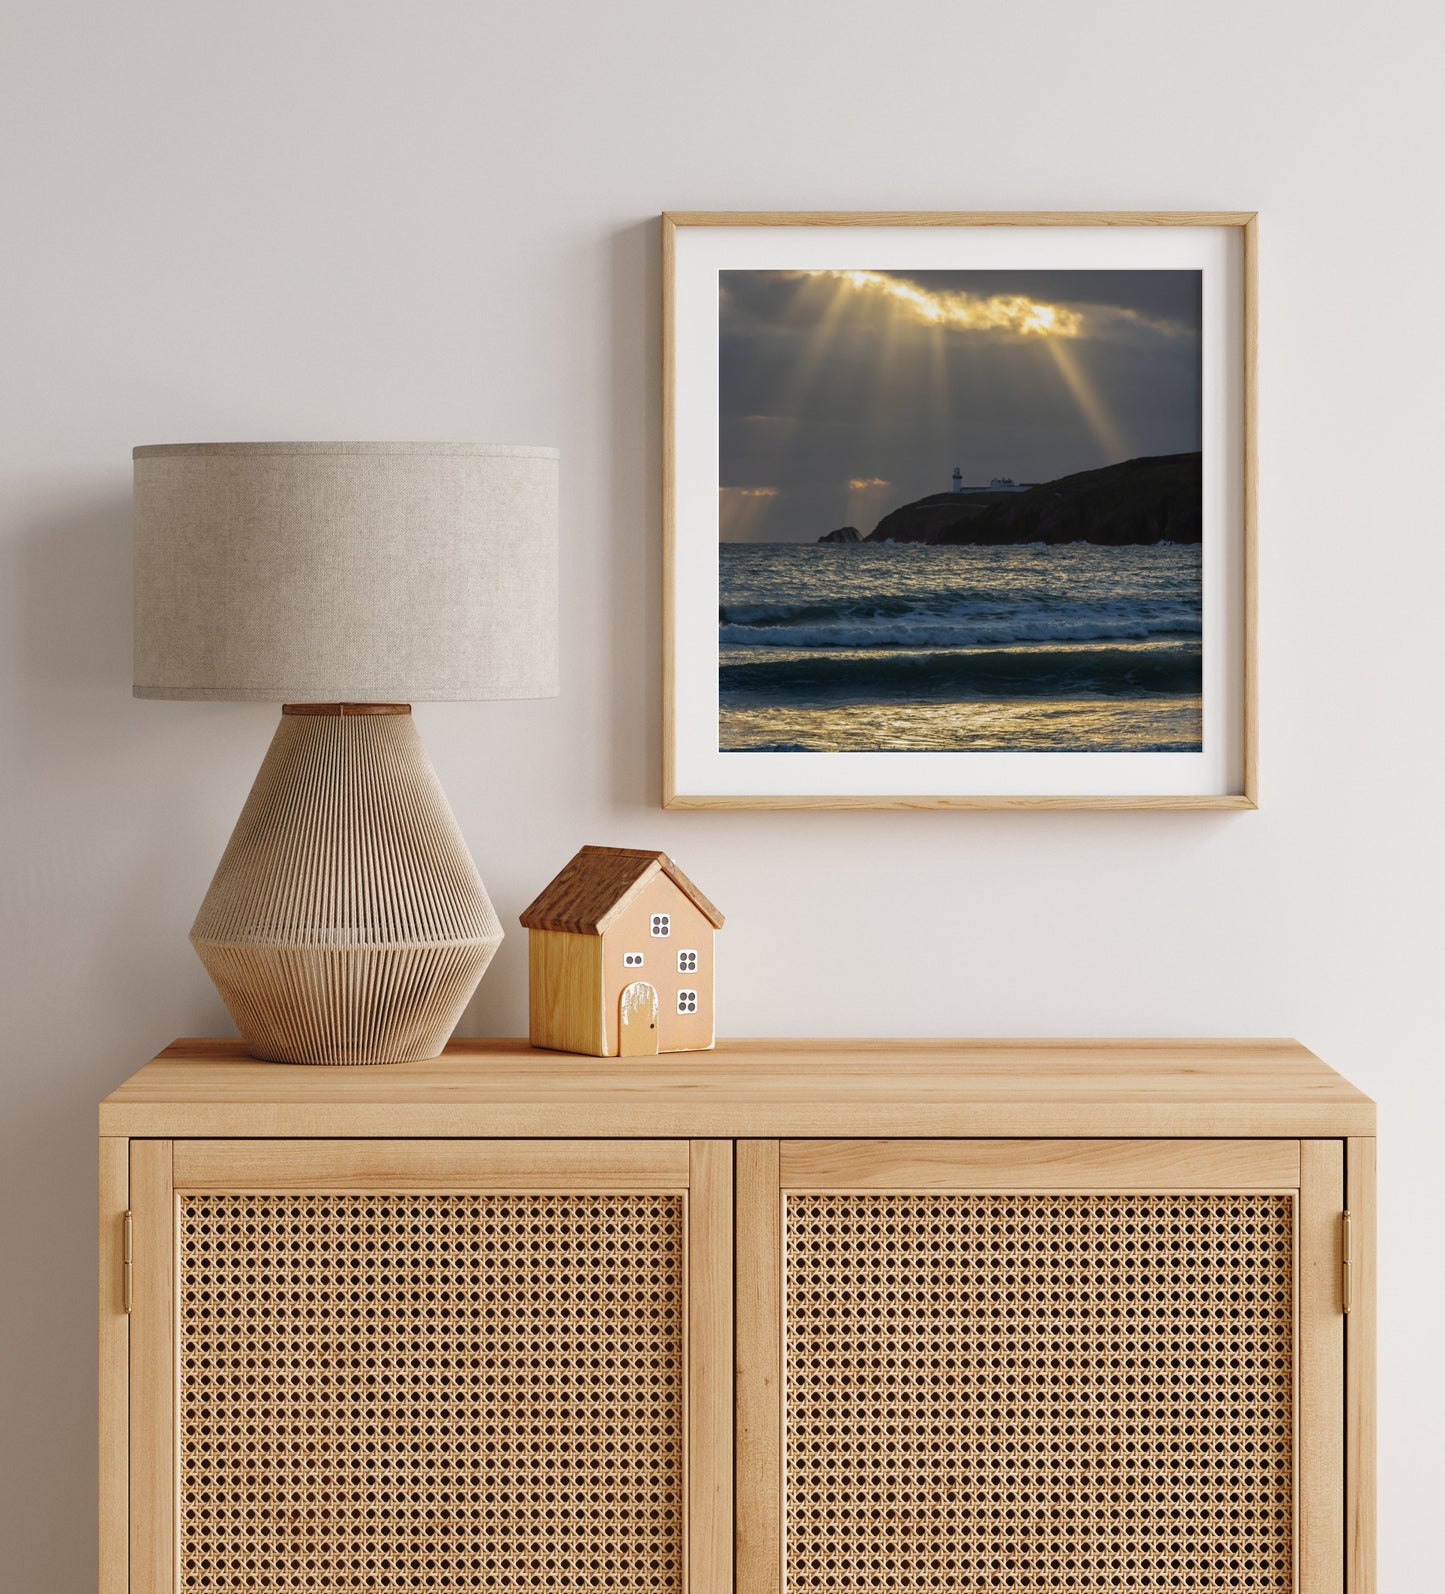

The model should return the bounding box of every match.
[718,269,1204,753]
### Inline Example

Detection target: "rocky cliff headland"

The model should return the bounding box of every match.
[824,453,1202,547]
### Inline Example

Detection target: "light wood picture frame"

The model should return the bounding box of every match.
[663,211,1257,810]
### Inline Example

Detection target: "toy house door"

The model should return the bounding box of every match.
[620,979,659,1055]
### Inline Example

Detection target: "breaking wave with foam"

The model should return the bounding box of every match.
[722,643,1201,704]
[719,592,1200,651]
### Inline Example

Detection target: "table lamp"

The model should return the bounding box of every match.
[133,441,559,1065]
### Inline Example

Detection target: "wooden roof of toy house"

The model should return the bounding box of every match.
[519,845,725,936]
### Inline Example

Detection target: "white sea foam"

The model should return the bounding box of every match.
[719,597,1200,651]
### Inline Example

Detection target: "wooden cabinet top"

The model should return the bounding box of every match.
[99,1037,1375,1139]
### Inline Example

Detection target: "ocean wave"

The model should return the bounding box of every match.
[721,596,922,626]
[719,644,1203,705]
[719,593,1200,650]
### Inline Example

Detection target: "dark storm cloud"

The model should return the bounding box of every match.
[719,269,1202,542]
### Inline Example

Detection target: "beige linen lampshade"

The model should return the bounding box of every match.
[134,441,558,702]
[132,442,559,1065]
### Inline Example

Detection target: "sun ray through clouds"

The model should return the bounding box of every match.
[718,485,778,541]
[845,476,892,528]
[765,273,862,417]
[792,268,1129,476]
[801,270,1084,338]
[1042,338,1130,463]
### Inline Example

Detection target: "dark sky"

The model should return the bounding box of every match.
[719,268,1202,543]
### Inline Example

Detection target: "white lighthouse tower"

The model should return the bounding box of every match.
[951,466,964,494]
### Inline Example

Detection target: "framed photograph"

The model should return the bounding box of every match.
[663,212,1256,809]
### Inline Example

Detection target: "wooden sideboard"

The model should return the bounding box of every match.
[100,1037,1376,1594]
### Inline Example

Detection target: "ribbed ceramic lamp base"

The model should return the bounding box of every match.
[191,706,502,1065]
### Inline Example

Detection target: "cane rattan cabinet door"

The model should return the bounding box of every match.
[737,1138,1345,1594]
[128,1138,731,1594]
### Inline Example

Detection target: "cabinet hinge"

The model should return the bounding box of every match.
[123,1210,133,1316]
[1341,1209,1352,1316]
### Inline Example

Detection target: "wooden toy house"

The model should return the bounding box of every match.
[520,845,724,1056]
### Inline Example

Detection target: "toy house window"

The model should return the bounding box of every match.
[650,914,671,937]
[677,989,698,1014]
[677,950,698,973]
[623,952,644,968]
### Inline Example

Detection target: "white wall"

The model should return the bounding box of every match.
[2,0,1440,1582]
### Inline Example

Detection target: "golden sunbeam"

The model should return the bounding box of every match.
[845,476,892,528]
[1043,339,1130,463]
[858,279,910,435]
[767,274,862,415]
[718,485,778,541]
[803,269,1084,338]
